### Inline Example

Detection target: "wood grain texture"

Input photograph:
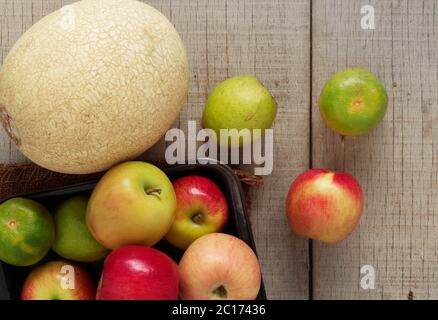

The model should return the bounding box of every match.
[236,0,310,299]
[0,0,311,299]
[311,0,438,299]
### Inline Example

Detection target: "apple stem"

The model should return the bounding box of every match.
[145,188,162,199]
[191,213,205,225]
[212,285,228,299]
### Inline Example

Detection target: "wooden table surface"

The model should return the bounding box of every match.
[0,0,437,300]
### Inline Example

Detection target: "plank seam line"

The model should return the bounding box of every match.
[308,0,314,301]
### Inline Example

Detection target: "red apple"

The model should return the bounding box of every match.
[97,245,179,300]
[165,175,228,250]
[286,169,364,243]
[21,260,95,300]
[179,233,261,300]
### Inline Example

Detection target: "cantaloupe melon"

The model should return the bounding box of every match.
[0,0,189,174]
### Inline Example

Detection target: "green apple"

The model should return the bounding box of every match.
[86,161,177,249]
[202,75,277,146]
[53,196,109,262]
[319,68,388,136]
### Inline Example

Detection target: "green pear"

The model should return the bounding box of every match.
[202,75,277,146]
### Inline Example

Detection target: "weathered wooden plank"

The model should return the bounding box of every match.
[312,0,438,299]
[0,0,311,299]
[238,0,310,299]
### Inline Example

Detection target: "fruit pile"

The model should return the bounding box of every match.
[0,162,262,300]
[0,0,390,301]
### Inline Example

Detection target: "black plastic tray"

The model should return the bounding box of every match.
[0,163,266,300]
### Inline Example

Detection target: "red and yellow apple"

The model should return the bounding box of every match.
[86,161,177,249]
[179,233,261,300]
[165,175,228,250]
[97,245,179,300]
[21,260,95,300]
[286,169,364,243]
